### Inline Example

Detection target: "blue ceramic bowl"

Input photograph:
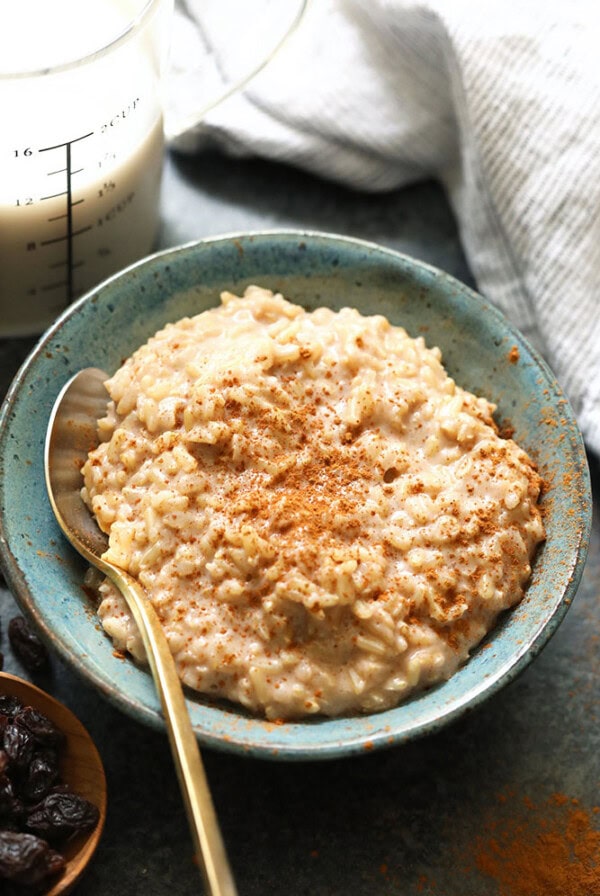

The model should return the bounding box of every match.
[0,232,592,759]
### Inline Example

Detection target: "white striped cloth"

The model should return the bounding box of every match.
[166,0,600,455]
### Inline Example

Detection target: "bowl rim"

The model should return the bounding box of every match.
[0,229,593,760]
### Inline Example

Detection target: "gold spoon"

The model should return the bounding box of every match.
[44,367,238,896]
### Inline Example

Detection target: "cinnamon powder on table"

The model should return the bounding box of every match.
[463,792,600,896]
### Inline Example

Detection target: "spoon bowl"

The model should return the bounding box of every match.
[44,368,237,896]
[0,672,106,896]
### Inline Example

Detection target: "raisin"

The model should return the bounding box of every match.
[3,722,35,771]
[0,830,64,887]
[22,749,60,803]
[14,707,65,749]
[7,617,50,674]
[0,773,24,821]
[0,696,23,718]
[26,791,100,843]
[0,690,100,892]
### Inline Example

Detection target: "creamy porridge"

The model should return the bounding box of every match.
[81,286,545,720]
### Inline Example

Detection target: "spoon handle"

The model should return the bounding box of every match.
[107,566,238,896]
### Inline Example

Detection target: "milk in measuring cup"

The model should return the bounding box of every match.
[0,0,170,336]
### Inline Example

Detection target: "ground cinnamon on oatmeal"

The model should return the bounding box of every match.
[81,286,545,719]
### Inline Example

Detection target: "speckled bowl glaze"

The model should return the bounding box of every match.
[0,232,592,759]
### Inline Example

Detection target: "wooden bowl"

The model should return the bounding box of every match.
[0,672,107,895]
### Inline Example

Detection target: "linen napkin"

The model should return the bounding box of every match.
[166,0,600,456]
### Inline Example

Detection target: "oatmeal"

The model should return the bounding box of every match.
[81,286,545,720]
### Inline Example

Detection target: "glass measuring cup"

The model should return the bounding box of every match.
[0,0,172,337]
[0,0,308,338]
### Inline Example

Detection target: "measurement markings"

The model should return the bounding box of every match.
[46,166,84,177]
[40,225,92,246]
[40,280,69,292]
[65,142,74,298]
[49,259,84,270]
[39,133,94,152]
[39,131,94,302]
[40,190,69,201]
[47,198,85,223]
